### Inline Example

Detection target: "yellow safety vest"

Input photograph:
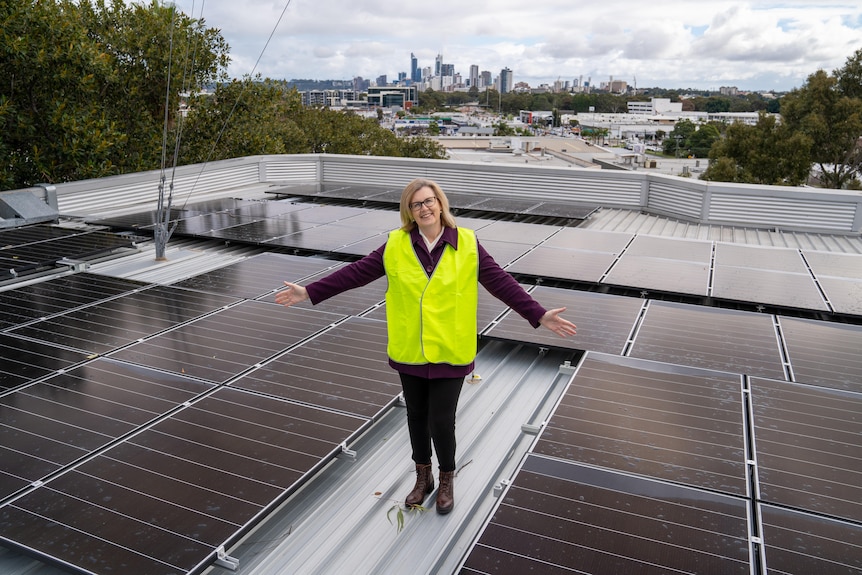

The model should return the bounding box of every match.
[383,227,479,366]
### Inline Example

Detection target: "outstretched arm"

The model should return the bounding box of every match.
[539,307,577,338]
[275,281,309,307]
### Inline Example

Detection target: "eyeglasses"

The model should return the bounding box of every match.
[409,196,438,211]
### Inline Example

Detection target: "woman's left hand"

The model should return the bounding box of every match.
[539,307,577,338]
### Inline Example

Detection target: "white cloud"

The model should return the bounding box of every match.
[177,0,862,90]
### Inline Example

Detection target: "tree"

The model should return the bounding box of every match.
[701,113,812,186]
[688,123,721,158]
[779,54,862,189]
[662,119,697,156]
[0,0,228,188]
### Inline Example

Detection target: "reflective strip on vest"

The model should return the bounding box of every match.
[383,228,479,366]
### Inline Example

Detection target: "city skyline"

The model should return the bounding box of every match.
[187,0,861,92]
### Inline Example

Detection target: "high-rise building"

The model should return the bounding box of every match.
[500,67,513,94]
[480,70,492,88]
[435,54,443,76]
[410,53,420,83]
[469,65,479,88]
[376,75,388,87]
[441,63,455,77]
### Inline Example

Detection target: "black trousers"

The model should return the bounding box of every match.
[399,373,464,472]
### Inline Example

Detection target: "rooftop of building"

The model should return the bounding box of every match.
[1,153,861,575]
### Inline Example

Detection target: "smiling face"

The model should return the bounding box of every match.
[409,185,442,237]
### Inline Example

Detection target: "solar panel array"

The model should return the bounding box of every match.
[0,254,402,575]
[3,194,862,575]
[0,225,137,280]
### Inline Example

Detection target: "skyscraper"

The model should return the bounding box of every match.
[435,54,443,76]
[469,65,479,88]
[500,67,513,94]
[410,53,420,83]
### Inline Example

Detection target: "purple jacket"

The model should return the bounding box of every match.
[305,226,547,379]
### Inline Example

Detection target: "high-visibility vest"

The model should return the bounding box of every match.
[383,227,479,365]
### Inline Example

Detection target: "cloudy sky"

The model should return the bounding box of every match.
[179,0,861,92]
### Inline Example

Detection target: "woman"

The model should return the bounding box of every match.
[275,178,576,515]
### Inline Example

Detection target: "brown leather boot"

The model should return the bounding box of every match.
[405,463,434,507]
[436,470,454,515]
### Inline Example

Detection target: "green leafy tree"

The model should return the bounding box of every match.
[702,113,812,185]
[688,123,721,157]
[662,119,697,156]
[0,0,228,188]
[780,52,862,189]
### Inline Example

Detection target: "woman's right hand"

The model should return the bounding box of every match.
[275,281,309,307]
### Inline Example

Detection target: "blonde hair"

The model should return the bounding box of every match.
[398,178,458,232]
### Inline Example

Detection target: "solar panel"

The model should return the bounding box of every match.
[629,301,786,379]
[712,267,828,310]
[0,333,88,393]
[313,184,396,200]
[818,276,862,316]
[0,227,136,277]
[604,256,710,295]
[230,317,400,418]
[540,227,633,252]
[623,235,713,260]
[173,252,345,300]
[536,353,747,494]
[263,274,386,317]
[525,202,598,219]
[475,221,561,245]
[199,218,318,244]
[802,250,862,279]
[0,358,213,500]
[779,316,862,391]
[462,454,752,574]
[8,286,240,355]
[484,286,644,354]
[504,244,619,283]
[227,200,310,219]
[715,243,807,272]
[108,301,345,383]
[759,504,862,574]
[0,386,368,575]
[170,212,262,236]
[468,197,543,214]
[331,233,388,256]
[751,377,862,523]
[0,273,146,330]
[264,223,384,252]
[480,239,532,267]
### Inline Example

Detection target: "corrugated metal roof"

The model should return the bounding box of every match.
[581,207,862,253]
[1,152,860,575]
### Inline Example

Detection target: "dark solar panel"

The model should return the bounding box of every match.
[624,235,713,260]
[108,301,344,383]
[170,212,261,236]
[0,273,146,330]
[802,250,862,279]
[476,221,561,245]
[0,227,136,276]
[536,353,747,494]
[752,377,862,523]
[469,197,542,214]
[462,454,752,575]
[760,504,862,575]
[199,218,317,244]
[173,252,344,300]
[484,287,644,354]
[9,286,239,354]
[779,316,862,391]
[818,276,862,316]
[227,200,310,219]
[604,256,711,294]
[230,317,400,418]
[480,239,532,267]
[313,184,395,200]
[264,223,383,252]
[541,228,633,252]
[0,358,213,499]
[525,202,598,219]
[0,386,368,575]
[714,242,807,271]
[712,267,827,310]
[504,245,619,282]
[0,333,89,393]
[273,276,387,317]
[629,301,786,379]
[331,233,389,256]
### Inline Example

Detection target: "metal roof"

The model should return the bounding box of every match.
[1,152,861,575]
